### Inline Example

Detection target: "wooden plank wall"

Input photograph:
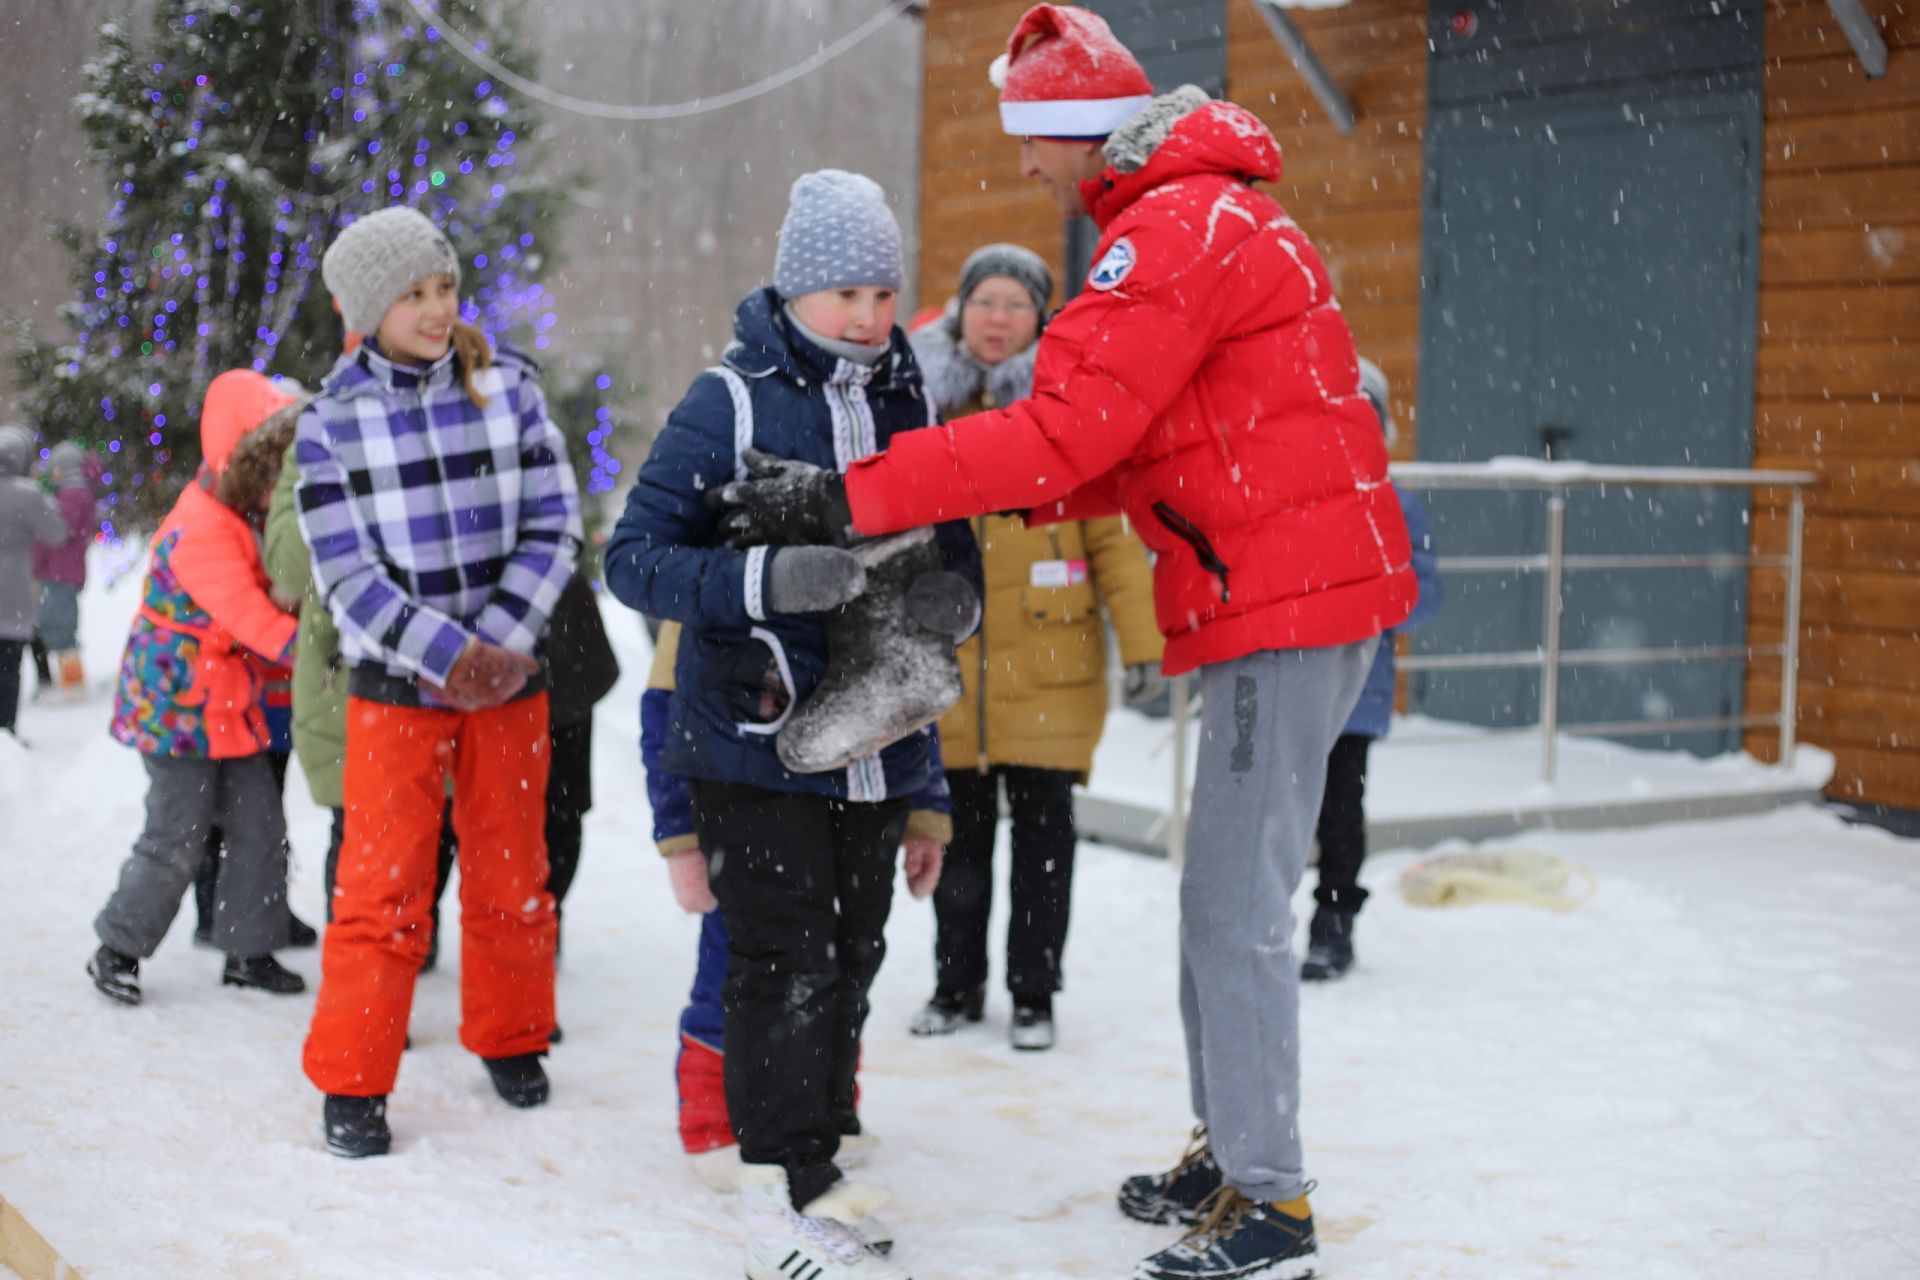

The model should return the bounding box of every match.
[1746,0,1920,807]
[918,0,1066,309]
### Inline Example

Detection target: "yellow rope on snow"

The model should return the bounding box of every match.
[1399,850,1597,913]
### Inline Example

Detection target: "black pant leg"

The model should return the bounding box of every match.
[427,798,457,932]
[695,780,862,1211]
[323,806,346,923]
[29,634,52,689]
[825,794,910,1138]
[1313,733,1373,913]
[0,639,22,731]
[543,718,593,915]
[932,768,999,995]
[1000,766,1078,999]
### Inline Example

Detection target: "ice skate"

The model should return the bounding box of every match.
[775,527,966,776]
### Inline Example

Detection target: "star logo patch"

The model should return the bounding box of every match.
[1088,237,1137,292]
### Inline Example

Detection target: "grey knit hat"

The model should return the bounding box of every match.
[773,170,904,300]
[321,206,462,335]
[958,243,1052,314]
[1357,356,1397,447]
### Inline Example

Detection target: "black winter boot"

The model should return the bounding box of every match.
[1119,1126,1225,1226]
[483,1053,550,1108]
[1010,994,1056,1052]
[286,911,319,949]
[1299,909,1356,982]
[87,944,141,1006]
[908,984,985,1037]
[222,953,307,995]
[323,1094,391,1158]
[775,527,966,775]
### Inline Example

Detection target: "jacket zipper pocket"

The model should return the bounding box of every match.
[1152,502,1231,603]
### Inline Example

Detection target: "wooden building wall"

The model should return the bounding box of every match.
[918,0,1918,808]
[1745,0,1920,807]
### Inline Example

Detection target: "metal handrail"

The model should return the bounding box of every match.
[1160,461,1815,864]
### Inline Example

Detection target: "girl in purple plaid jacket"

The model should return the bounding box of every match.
[293,207,582,1159]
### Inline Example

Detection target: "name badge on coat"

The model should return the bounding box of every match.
[1029,559,1089,588]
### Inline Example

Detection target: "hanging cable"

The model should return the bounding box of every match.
[402,0,921,121]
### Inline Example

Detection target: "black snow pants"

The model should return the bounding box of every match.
[1312,732,1373,913]
[934,765,1077,1000]
[692,779,908,1211]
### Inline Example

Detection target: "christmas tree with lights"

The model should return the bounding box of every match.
[12,0,629,530]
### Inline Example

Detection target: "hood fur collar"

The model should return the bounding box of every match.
[1103,85,1212,175]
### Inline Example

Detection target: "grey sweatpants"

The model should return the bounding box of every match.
[1179,641,1376,1203]
[95,754,289,959]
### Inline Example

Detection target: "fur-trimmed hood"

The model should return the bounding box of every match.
[1082,86,1284,229]
[908,307,1038,420]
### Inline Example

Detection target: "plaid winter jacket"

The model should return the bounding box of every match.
[293,341,582,699]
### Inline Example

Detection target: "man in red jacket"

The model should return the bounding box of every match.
[719,6,1412,1278]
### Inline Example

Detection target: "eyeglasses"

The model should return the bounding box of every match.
[962,296,1038,317]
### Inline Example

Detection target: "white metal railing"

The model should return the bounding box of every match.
[1162,460,1818,865]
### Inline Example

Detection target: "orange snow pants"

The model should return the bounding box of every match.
[304,693,557,1097]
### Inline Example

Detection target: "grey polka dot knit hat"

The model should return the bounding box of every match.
[773,170,904,300]
[321,206,462,335]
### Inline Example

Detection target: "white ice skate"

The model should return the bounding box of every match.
[740,1166,910,1280]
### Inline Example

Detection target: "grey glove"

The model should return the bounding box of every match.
[904,570,981,642]
[764,545,867,615]
[1123,661,1168,706]
[716,449,855,548]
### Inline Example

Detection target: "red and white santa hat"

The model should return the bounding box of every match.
[990,4,1155,140]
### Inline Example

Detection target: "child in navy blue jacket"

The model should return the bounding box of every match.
[605,170,978,1279]
[1302,358,1445,981]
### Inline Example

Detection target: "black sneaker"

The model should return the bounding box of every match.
[222,953,307,995]
[87,945,141,1006]
[908,984,985,1036]
[1010,995,1055,1051]
[323,1094,391,1158]
[1120,1126,1224,1226]
[483,1053,550,1108]
[1299,909,1355,982]
[1133,1187,1319,1280]
[286,911,319,949]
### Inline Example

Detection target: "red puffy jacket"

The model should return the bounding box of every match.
[848,93,1415,675]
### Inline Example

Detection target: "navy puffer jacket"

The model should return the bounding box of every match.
[605,288,981,801]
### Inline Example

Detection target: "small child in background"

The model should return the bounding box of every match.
[86,372,306,1004]
[295,206,582,1158]
[0,425,64,737]
[1301,357,1445,981]
[31,439,97,699]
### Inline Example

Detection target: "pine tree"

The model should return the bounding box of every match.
[12,0,624,528]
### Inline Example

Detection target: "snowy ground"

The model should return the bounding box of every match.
[2,552,1918,1279]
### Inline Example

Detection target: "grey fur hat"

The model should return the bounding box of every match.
[0,425,31,477]
[773,170,904,300]
[958,243,1053,314]
[321,206,462,335]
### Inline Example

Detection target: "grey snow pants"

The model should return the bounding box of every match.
[1180,641,1376,1203]
[95,753,289,959]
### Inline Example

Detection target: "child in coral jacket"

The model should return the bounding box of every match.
[88,371,306,1005]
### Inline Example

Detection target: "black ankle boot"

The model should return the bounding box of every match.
[1300,908,1356,981]
[483,1053,550,1108]
[908,984,986,1036]
[1010,994,1056,1051]
[223,953,307,995]
[286,911,319,948]
[323,1094,391,1158]
[87,944,141,1005]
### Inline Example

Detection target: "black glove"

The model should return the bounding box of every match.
[714,449,854,549]
[904,570,981,642]
[764,546,867,614]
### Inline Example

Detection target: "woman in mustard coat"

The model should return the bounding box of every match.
[907,244,1163,1049]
